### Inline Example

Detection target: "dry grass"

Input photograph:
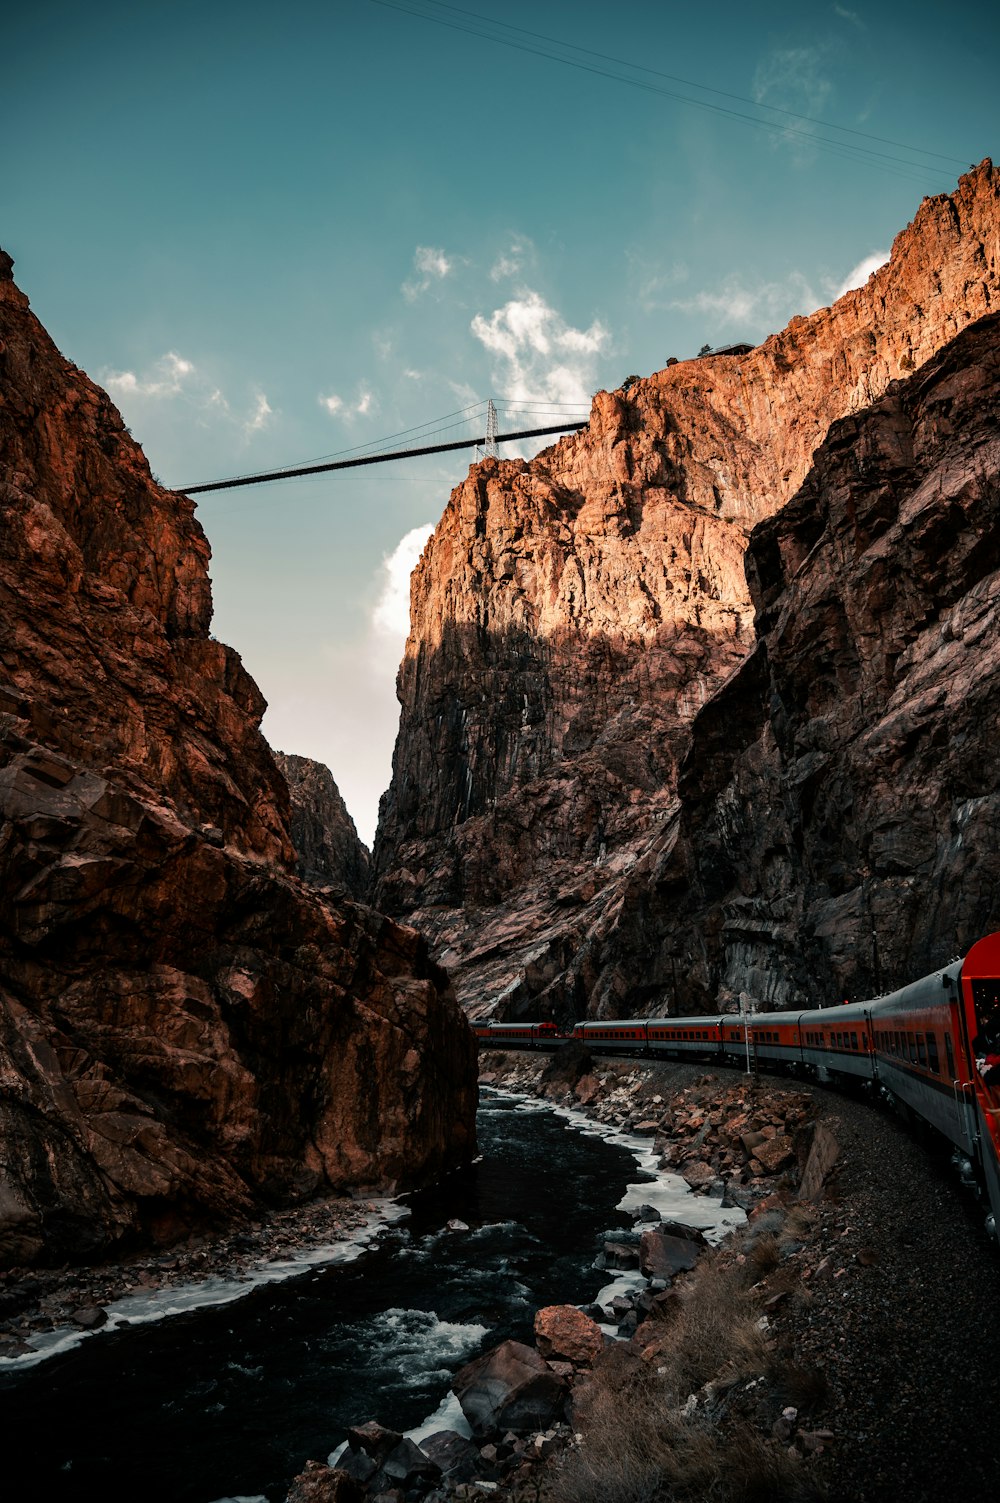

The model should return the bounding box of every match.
[548,1233,828,1503]
[550,1347,820,1503]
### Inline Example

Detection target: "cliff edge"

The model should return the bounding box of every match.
[373,161,1000,1020]
[0,252,477,1267]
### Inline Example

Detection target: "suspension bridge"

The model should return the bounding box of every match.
[180,397,589,496]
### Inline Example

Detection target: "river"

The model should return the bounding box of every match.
[0,1088,740,1502]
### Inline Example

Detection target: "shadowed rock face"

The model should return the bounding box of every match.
[373,161,1000,1021]
[273,751,371,898]
[579,314,1000,1015]
[0,253,476,1267]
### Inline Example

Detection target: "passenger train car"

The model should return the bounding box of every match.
[476,934,1000,1239]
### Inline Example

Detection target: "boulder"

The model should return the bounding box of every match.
[346,1420,402,1460]
[639,1229,703,1280]
[796,1124,841,1202]
[533,1305,603,1366]
[419,1429,485,1482]
[285,1461,365,1503]
[753,1136,796,1174]
[375,1439,440,1489]
[452,1339,567,1438]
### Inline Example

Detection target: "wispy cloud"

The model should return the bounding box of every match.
[318,385,378,420]
[626,250,690,313]
[489,235,535,282]
[471,289,609,406]
[103,351,273,437]
[833,4,865,29]
[671,271,819,335]
[244,391,272,434]
[754,46,834,117]
[402,244,455,300]
[830,249,888,300]
[752,46,835,161]
[105,350,195,399]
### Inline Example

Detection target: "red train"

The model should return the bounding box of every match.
[475,933,1000,1240]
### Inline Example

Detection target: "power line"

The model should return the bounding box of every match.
[371,0,959,186]
[405,0,967,169]
[180,421,586,495]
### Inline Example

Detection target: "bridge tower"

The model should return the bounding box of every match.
[476,399,499,461]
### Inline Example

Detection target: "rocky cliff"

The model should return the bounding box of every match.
[0,252,477,1267]
[373,161,1000,1020]
[581,312,1000,1015]
[273,751,371,897]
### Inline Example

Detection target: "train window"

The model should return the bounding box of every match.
[916,1035,927,1068]
[926,1033,939,1073]
[945,1034,955,1078]
[850,1032,858,1050]
[908,1034,917,1064]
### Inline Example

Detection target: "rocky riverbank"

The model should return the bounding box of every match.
[287,1048,1000,1503]
[0,1193,396,1363]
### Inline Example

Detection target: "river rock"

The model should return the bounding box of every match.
[452,1339,567,1437]
[533,1304,603,1366]
[753,1136,796,1174]
[285,1461,365,1503]
[419,1429,485,1482]
[639,1229,703,1280]
[375,1438,440,1489]
[346,1421,403,1460]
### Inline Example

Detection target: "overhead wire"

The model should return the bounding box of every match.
[370,0,959,187]
[405,0,967,169]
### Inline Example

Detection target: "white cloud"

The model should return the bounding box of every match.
[102,350,272,439]
[317,386,378,420]
[371,523,435,640]
[105,349,195,399]
[831,249,889,301]
[489,235,535,282]
[833,4,865,28]
[402,244,455,300]
[471,289,609,406]
[671,271,820,336]
[244,391,272,434]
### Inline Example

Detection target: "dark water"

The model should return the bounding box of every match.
[0,1092,646,1503]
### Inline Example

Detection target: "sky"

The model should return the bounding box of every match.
[3,0,997,844]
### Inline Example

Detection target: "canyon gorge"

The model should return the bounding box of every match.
[372,159,1000,1022]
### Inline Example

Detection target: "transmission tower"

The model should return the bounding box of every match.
[476,398,499,461]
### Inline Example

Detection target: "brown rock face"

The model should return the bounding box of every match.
[0,257,477,1267]
[373,161,1000,1020]
[586,313,1000,1014]
[273,751,370,897]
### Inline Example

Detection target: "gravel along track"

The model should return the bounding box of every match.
[784,1083,1000,1503]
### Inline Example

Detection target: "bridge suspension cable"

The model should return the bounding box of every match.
[180,417,587,495]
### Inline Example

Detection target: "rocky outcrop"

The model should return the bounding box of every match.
[273,751,370,897]
[0,252,476,1267]
[373,162,1000,1021]
[582,312,1000,1014]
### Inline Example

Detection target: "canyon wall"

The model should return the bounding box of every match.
[373,161,1000,1020]
[273,751,370,897]
[0,252,476,1267]
[582,312,1000,1014]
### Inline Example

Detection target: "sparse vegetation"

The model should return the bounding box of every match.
[549,1225,826,1503]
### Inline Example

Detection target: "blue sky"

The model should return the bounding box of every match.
[4,1,997,843]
